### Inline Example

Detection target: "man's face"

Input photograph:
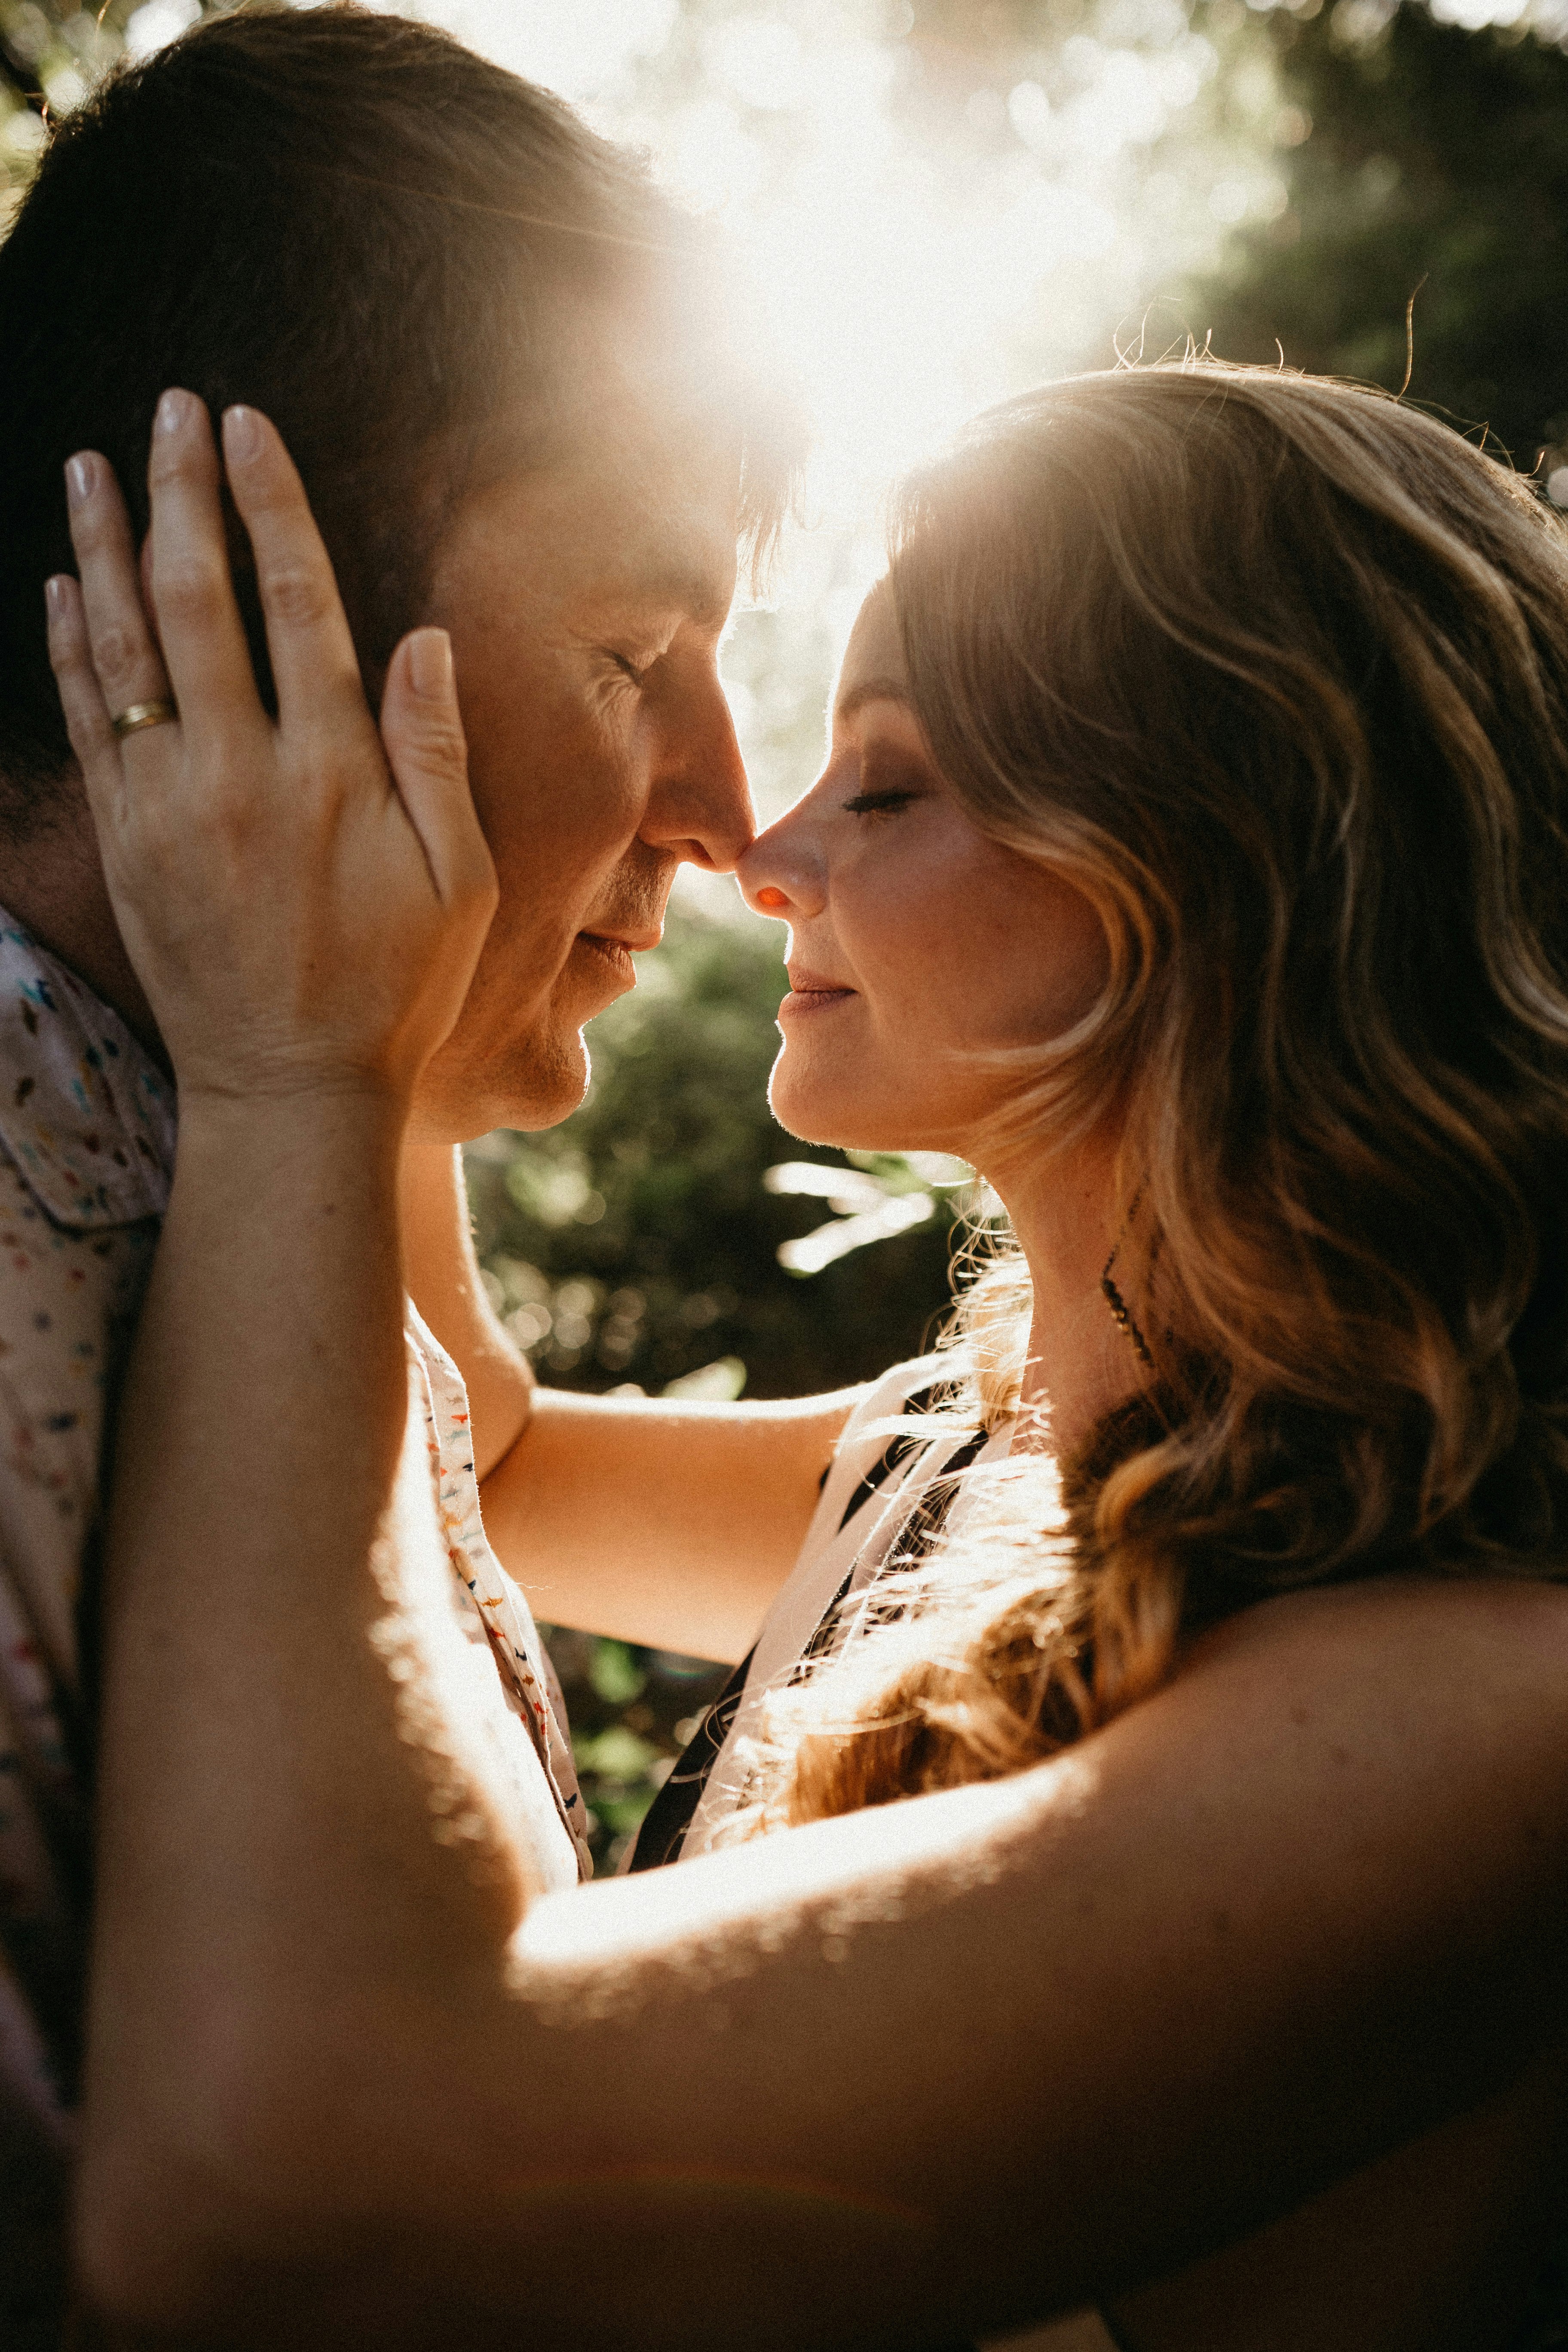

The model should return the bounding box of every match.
[412,372,752,1141]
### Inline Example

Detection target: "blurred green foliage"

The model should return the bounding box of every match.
[541,1626,732,1873]
[0,0,152,206]
[1191,0,1568,468]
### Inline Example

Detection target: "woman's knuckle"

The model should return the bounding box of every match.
[147,435,206,493]
[184,554,226,608]
[244,469,299,521]
[46,623,83,679]
[261,564,329,629]
[67,500,113,560]
[89,619,144,688]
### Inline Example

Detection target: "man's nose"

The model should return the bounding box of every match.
[640,673,755,873]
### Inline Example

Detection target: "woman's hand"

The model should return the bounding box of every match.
[45,389,497,1111]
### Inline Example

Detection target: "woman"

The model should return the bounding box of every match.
[49,364,1568,2350]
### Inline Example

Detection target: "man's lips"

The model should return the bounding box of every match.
[575,927,661,983]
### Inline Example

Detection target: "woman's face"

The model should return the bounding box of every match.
[737,583,1109,1158]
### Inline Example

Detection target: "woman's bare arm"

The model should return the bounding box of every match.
[482,1382,861,1659]
[86,1113,1568,2349]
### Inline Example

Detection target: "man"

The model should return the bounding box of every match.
[0,8,801,2338]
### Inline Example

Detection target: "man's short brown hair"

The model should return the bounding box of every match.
[0,3,796,834]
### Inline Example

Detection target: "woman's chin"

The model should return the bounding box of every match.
[766,1057,847,1145]
[766,1057,907,1152]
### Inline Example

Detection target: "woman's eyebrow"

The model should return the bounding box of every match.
[835,677,913,722]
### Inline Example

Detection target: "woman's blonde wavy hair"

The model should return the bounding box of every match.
[733,360,1568,1834]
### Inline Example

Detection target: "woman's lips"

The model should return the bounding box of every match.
[779,974,855,1018]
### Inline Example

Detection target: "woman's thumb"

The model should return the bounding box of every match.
[380,629,493,908]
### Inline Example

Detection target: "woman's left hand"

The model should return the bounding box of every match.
[45,389,498,1114]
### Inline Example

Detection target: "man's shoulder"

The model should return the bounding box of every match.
[0,909,174,1235]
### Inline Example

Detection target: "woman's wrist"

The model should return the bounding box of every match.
[173,1073,413,1164]
[168,1081,413,1280]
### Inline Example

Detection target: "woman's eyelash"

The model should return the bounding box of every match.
[842,788,917,816]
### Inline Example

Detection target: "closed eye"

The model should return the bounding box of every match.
[842,788,918,817]
[587,649,658,720]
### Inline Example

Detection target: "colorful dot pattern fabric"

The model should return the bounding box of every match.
[0,914,175,2145]
[407,1305,590,1883]
[0,910,175,2349]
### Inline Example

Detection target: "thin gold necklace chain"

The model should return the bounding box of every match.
[1099,1180,1153,1366]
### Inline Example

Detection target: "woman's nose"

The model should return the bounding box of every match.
[737,815,824,920]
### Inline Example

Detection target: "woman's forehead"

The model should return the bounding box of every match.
[834,580,907,707]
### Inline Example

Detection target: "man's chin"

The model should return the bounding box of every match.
[412,1025,591,1144]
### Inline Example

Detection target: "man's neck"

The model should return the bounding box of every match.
[5,788,166,1062]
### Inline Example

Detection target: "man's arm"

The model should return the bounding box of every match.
[400,1138,862,1661]
[77,1073,1568,2344]
[398,1138,536,1477]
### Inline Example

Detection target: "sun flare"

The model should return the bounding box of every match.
[411,0,1283,526]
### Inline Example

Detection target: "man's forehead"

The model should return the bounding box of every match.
[542,400,742,616]
[443,348,747,631]
[554,473,741,631]
[614,546,735,631]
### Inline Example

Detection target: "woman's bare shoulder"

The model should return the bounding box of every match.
[1078,1567,1568,1965]
[1180,1565,1568,1709]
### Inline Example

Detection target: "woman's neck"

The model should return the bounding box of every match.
[986,1131,1146,1457]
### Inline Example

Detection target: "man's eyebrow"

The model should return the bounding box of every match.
[629,556,735,632]
[835,677,914,722]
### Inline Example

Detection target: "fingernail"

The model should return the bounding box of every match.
[65,453,96,508]
[223,404,262,463]
[407,628,453,701]
[155,387,193,436]
[43,575,69,619]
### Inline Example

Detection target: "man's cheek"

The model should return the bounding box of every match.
[478,792,589,916]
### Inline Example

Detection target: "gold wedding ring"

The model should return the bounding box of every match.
[110,698,179,740]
